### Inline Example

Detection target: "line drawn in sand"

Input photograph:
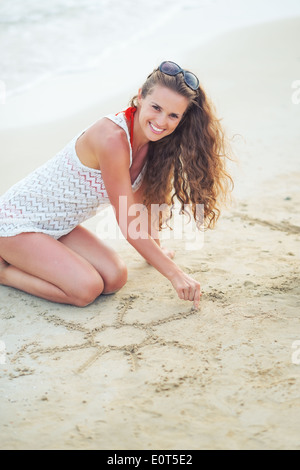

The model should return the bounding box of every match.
[10,294,198,374]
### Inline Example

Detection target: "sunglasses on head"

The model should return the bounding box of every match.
[159,61,199,91]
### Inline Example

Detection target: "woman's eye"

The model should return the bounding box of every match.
[152,105,160,111]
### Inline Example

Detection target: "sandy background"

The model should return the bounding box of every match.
[0,16,300,450]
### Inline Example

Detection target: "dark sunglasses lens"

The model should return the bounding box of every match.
[184,72,199,90]
[160,61,181,75]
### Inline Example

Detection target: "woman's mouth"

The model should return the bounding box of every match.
[149,122,165,135]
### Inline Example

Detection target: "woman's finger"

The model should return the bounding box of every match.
[188,287,195,302]
[182,288,189,301]
[193,284,202,309]
[178,289,185,300]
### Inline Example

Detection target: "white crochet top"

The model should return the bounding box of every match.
[0,112,146,240]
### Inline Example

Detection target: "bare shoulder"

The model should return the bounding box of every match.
[85,117,130,167]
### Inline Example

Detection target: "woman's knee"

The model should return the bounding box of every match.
[71,271,104,307]
[102,260,128,294]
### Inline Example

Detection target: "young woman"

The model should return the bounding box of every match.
[0,61,232,308]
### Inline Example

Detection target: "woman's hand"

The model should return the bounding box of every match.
[169,270,202,309]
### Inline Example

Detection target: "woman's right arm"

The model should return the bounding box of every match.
[92,125,202,308]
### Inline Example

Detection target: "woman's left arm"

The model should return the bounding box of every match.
[133,182,175,259]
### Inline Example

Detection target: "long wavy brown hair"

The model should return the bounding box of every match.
[130,66,233,230]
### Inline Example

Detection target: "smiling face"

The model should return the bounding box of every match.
[137,85,190,142]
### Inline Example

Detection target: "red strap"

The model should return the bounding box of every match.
[116,106,137,147]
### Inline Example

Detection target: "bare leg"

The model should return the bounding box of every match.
[59,225,127,294]
[0,232,104,306]
[0,256,7,268]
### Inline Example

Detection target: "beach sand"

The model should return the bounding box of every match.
[0,17,300,450]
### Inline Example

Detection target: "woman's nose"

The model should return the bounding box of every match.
[157,114,167,128]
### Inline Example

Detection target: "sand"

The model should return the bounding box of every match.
[0,17,300,450]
